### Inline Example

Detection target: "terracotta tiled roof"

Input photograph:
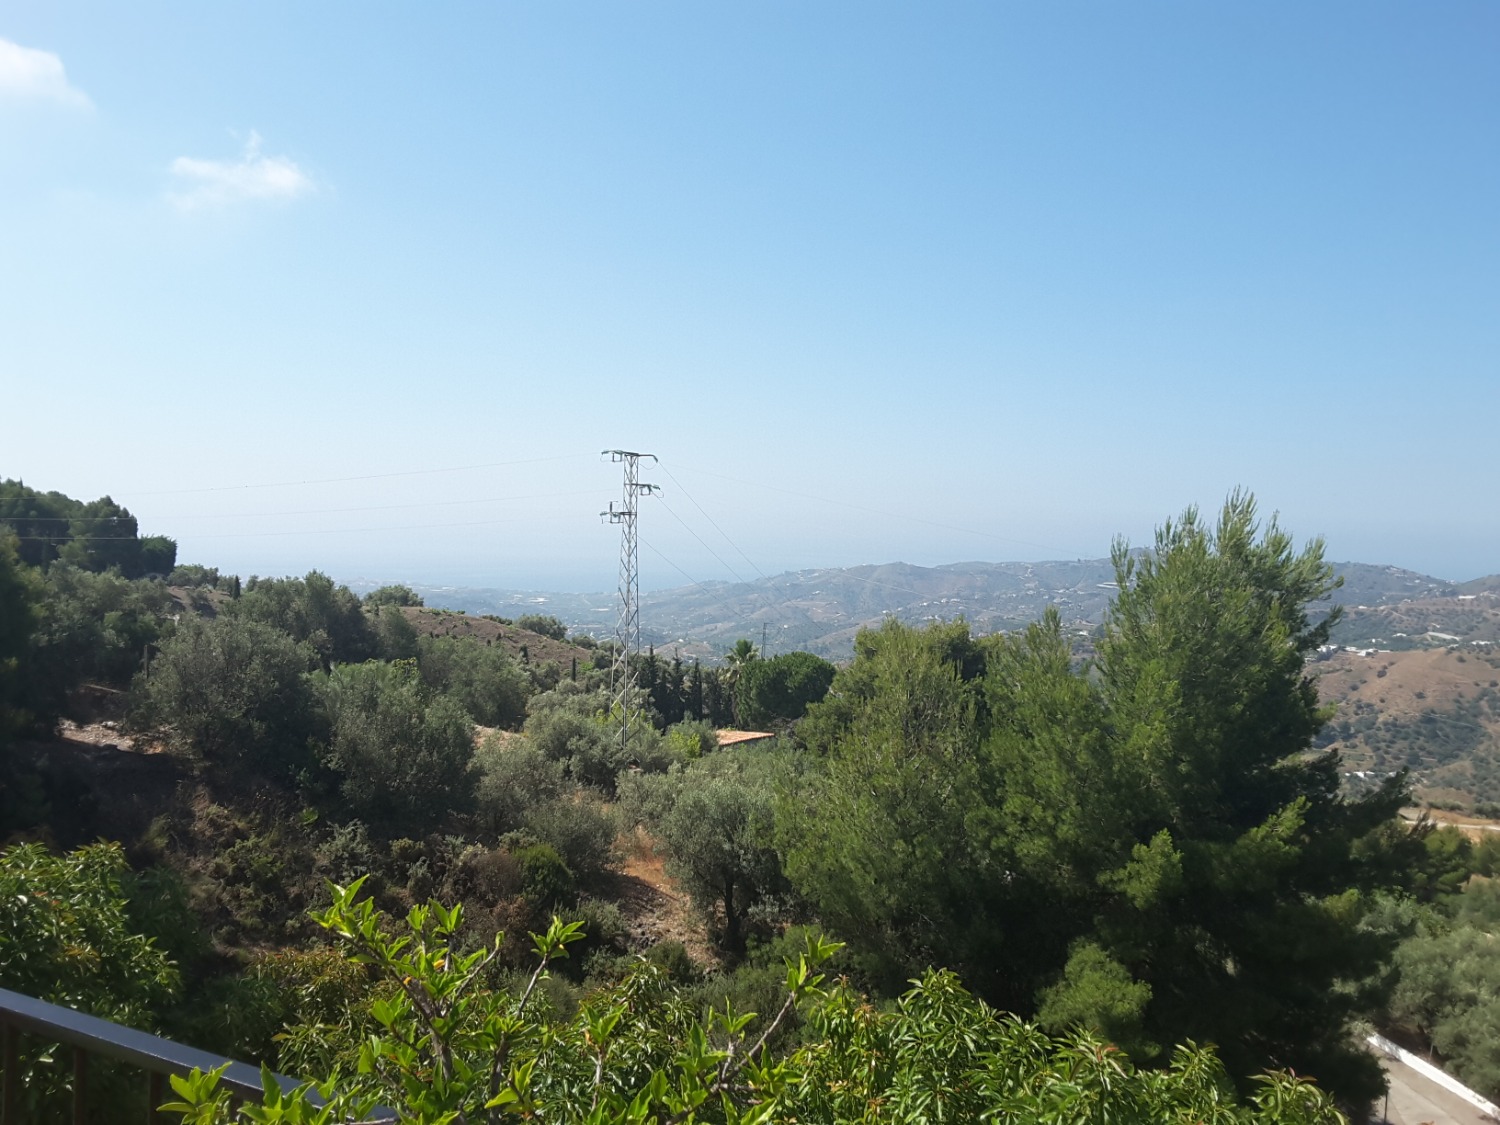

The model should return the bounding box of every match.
[715,730,776,748]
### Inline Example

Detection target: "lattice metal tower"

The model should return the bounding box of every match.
[601,450,658,749]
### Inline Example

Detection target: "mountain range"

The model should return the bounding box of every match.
[349,558,1498,663]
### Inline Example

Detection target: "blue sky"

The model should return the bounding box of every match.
[3,4,1497,590]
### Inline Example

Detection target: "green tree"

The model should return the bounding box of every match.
[371,603,421,660]
[523,681,671,790]
[363,584,423,607]
[0,479,76,568]
[1075,495,1402,1101]
[658,753,787,955]
[56,495,145,575]
[473,735,568,833]
[0,533,40,743]
[231,571,375,668]
[736,650,835,728]
[722,637,760,726]
[2,537,52,833]
[780,495,1406,1107]
[416,634,529,728]
[1406,823,1475,901]
[515,613,568,641]
[1383,880,1500,1099]
[0,842,181,1118]
[723,637,758,682]
[0,849,283,1106]
[317,660,477,835]
[139,534,179,576]
[132,615,318,772]
[167,564,221,588]
[29,562,172,694]
[779,618,988,994]
[0,480,170,577]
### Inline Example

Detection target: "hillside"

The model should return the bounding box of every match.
[380,557,1487,662]
[1328,591,1500,651]
[397,606,599,670]
[1315,645,1500,809]
[387,559,1500,809]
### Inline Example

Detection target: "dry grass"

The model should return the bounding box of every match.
[1316,647,1500,718]
[608,824,718,969]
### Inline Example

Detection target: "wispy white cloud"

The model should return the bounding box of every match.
[168,131,315,210]
[0,37,92,108]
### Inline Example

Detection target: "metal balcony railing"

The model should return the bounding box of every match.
[0,987,393,1124]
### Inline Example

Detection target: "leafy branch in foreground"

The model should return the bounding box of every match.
[165,882,1348,1124]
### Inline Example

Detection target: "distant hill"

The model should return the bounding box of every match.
[397,606,599,671]
[1318,562,1500,653]
[357,557,1491,663]
[366,558,1500,810]
[1314,645,1500,810]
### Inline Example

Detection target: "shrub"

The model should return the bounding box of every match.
[520,796,618,883]
[514,842,574,906]
[0,842,180,1119]
[131,615,318,773]
[473,736,567,833]
[644,940,700,984]
[231,571,376,667]
[516,613,568,641]
[664,718,717,761]
[363,585,423,608]
[316,660,477,836]
[173,890,1348,1125]
[416,635,529,728]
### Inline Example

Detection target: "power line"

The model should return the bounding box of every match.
[658,464,774,583]
[649,468,935,605]
[124,452,593,496]
[655,496,752,589]
[639,537,763,632]
[0,489,598,522]
[5,513,580,541]
[655,463,823,645]
[654,494,795,643]
[673,463,1087,557]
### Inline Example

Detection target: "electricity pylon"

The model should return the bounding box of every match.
[601,450,658,752]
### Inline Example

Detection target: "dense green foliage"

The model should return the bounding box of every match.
[0,533,40,745]
[8,480,1494,1121]
[779,495,1407,1105]
[1369,869,1500,1100]
[515,612,569,641]
[316,659,478,835]
[164,882,1349,1124]
[0,841,179,1021]
[31,563,171,706]
[363,584,424,608]
[231,571,377,668]
[0,842,181,1118]
[653,753,787,954]
[736,650,835,728]
[523,682,677,790]
[416,634,530,729]
[135,614,319,772]
[0,479,176,576]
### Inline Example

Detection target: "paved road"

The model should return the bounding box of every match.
[1374,1053,1498,1125]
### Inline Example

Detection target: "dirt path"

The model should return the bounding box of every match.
[607,827,719,970]
[1401,808,1500,838]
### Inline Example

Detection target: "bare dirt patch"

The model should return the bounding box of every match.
[605,826,718,970]
[1400,807,1500,840]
